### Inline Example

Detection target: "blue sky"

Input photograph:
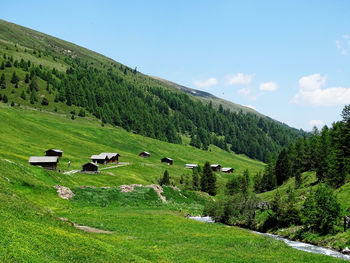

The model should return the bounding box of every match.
[2,0,350,130]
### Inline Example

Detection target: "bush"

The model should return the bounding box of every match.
[41,98,49,106]
[302,184,341,234]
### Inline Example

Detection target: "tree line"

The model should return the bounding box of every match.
[253,105,350,192]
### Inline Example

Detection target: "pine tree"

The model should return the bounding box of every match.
[201,162,216,196]
[275,149,292,185]
[10,72,19,84]
[192,167,200,190]
[3,94,8,103]
[20,90,26,100]
[0,73,6,89]
[30,90,38,104]
[302,184,341,234]
[159,170,170,186]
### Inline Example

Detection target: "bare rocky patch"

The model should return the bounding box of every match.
[54,185,75,200]
[58,217,113,234]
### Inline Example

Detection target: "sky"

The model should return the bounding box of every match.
[2,0,350,130]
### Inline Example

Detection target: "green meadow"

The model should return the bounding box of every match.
[0,105,345,262]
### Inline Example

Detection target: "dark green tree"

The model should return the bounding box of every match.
[302,184,341,234]
[275,149,292,185]
[10,72,19,84]
[159,170,170,186]
[20,90,26,100]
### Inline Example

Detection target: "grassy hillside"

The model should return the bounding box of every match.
[0,105,264,190]
[0,19,305,163]
[0,105,343,262]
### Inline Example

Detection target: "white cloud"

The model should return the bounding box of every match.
[245,105,257,111]
[193,77,218,89]
[298,74,327,91]
[335,35,350,55]
[259,82,278,91]
[291,73,350,106]
[309,119,324,128]
[226,73,254,86]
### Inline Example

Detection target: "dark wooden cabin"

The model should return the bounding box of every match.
[82,162,99,173]
[210,164,221,172]
[91,154,109,165]
[100,153,120,163]
[221,167,234,173]
[139,151,150,158]
[29,156,59,171]
[161,157,173,165]
[45,149,63,158]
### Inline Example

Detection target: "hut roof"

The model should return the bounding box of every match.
[82,162,99,168]
[140,151,150,155]
[91,154,108,160]
[46,149,63,153]
[186,164,198,168]
[29,156,58,163]
[211,164,221,168]
[222,167,233,172]
[162,157,173,161]
[100,153,120,158]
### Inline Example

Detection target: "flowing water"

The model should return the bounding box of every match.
[188,216,350,261]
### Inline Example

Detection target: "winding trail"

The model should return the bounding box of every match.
[63,162,130,175]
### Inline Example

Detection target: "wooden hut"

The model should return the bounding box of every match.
[221,167,234,173]
[45,149,63,158]
[91,154,109,165]
[186,164,198,169]
[210,164,221,172]
[161,157,173,165]
[82,162,99,173]
[100,153,120,163]
[139,151,150,158]
[29,156,59,171]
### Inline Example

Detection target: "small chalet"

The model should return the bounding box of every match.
[139,151,150,158]
[186,164,198,169]
[221,167,234,174]
[210,164,221,172]
[29,156,59,171]
[82,162,99,173]
[45,149,63,158]
[161,157,173,165]
[100,153,120,163]
[91,154,109,165]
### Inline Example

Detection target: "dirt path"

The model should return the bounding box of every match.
[63,169,79,175]
[63,162,130,175]
[100,162,130,170]
[58,217,113,234]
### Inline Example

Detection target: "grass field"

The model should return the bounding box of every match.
[0,105,265,190]
[0,105,345,262]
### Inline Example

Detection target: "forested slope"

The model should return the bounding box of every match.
[0,19,304,162]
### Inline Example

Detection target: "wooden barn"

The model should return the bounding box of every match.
[100,153,120,163]
[82,162,99,173]
[45,149,63,158]
[210,164,221,172]
[161,157,173,165]
[29,156,59,171]
[91,154,109,165]
[221,167,234,173]
[139,151,150,158]
[186,164,198,169]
